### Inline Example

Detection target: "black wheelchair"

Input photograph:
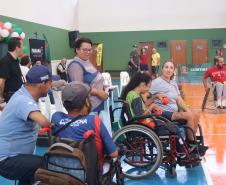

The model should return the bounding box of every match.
[110,101,206,179]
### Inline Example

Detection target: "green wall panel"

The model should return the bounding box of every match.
[81,29,226,71]
[0,15,74,60]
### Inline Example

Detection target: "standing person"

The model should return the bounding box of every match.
[129,44,140,76]
[151,48,160,78]
[203,57,226,108]
[0,65,53,185]
[140,47,149,73]
[20,54,32,81]
[67,38,108,113]
[56,58,67,81]
[0,37,24,103]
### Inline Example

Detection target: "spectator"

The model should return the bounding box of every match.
[51,81,118,171]
[151,48,160,78]
[57,58,67,81]
[0,65,53,185]
[0,37,24,103]
[140,47,149,73]
[203,57,226,108]
[67,38,108,113]
[20,54,32,81]
[129,44,140,76]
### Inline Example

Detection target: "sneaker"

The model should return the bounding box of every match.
[222,99,226,108]
[217,99,222,108]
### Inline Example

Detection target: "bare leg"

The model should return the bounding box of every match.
[171,111,198,141]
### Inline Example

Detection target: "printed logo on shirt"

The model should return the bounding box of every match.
[59,118,88,127]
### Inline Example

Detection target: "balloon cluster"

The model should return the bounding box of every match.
[0,21,26,42]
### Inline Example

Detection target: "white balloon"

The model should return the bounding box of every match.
[4,22,12,29]
[11,32,20,38]
[0,29,9,38]
[20,32,25,39]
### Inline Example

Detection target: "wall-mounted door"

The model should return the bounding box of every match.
[192,39,208,64]
[138,42,154,72]
[89,43,103,72]
[170,40,187,67]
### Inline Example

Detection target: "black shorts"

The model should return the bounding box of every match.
[161,111,174,121]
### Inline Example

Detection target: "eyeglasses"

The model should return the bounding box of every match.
[80,48,93,53]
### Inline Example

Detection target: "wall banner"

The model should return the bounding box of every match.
[96,43,103,66]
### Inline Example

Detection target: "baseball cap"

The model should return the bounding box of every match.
[26,65,52,83]
[62,81,91,104]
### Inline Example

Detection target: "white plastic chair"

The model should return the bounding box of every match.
[120,71,130,95]
[101,72,120,110]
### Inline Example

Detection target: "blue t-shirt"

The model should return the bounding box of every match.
[51,112,116,156]
[0,86,39,161]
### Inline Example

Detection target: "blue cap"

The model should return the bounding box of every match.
[26,65,52,83]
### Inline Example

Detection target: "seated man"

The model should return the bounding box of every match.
[203,57,226,108]
[51,81,118,172]
[0,65,53,185]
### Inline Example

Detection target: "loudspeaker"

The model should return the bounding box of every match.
[68,31,79,48]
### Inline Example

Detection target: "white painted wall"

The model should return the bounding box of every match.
[78,0,226,32]
[0,0,79,30]
[1,0,226,32]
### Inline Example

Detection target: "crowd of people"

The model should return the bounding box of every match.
[128,44,161,79]
[0,36,222,184]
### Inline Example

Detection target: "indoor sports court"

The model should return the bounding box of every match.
[0,0,226,185]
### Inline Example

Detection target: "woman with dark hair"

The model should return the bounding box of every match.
[140,47,148,72]
[121,72,166,127]
[67,38,108,113]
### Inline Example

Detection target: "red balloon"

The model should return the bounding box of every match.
[0,22,4,28]
[162,97,169,105]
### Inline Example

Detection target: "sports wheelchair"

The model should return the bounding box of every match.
[110,101,206,179]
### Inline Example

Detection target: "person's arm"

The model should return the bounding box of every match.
[100,119,118,158]
[176,96,190,112]
[68,63,84,82]
[28,111,52,127]
[0,78,6,103]
[91,87,108,100]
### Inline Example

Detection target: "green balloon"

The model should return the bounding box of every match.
[12,24,17,28]
[15,27,23,34]
[23,46,27,54]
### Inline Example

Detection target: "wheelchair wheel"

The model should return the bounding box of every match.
[113,124,163,179]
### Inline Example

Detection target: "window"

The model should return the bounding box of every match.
[211,39,223,48]
[157,41,167,49]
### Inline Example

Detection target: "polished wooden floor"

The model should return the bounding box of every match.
[182,83,226,185]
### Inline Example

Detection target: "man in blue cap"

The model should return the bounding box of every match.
[0,65,53,185]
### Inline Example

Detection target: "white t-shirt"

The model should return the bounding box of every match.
[20,65,30,82]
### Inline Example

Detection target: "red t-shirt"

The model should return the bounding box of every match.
[204,66,226,83]
[140,54,148,65]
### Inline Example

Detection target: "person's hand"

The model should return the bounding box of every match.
[97,89,109,100]
[204,86,210,92]
[155,94,167,101]
[152,104,163,115]
[0,97,5,104]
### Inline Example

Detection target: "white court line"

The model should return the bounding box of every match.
[202,160,214,185]
[205,133,226,136]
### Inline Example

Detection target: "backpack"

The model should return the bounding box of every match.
[34,115,124,185]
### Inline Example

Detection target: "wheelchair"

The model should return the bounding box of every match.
[110,101,205,179]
